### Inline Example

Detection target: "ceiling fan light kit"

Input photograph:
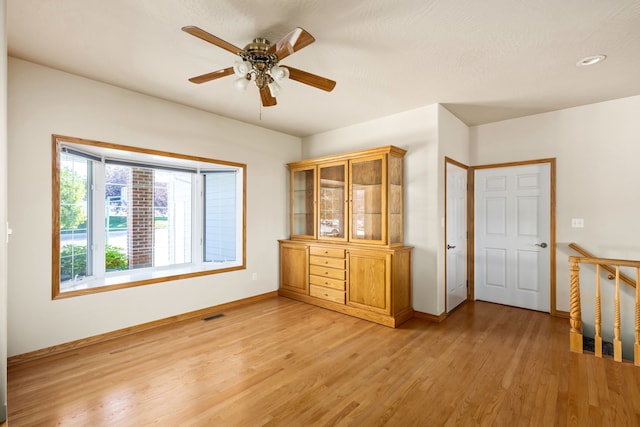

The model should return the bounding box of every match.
[182,26,336,107]
[233,60,252,77]
[270,65,290,81]
[232,59,289,97]
[234,74,251,91]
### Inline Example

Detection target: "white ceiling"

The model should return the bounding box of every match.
[7,0,640,137]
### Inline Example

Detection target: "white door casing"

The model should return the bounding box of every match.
[446,161,468,312]
[474,163,551,312]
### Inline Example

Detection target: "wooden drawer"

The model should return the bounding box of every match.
[310,265,345,280]
[310,255,345,269]
[309,274,345,291]
[310,285,345,304]
[310,246,345,258]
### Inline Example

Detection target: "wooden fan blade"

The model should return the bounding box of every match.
[260,86,277,107]
[270,27,315,61]
[182,26,246,56]
[188,67,235,84]
[282,66,336,92]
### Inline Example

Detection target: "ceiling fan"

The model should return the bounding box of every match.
[182,26,336,107]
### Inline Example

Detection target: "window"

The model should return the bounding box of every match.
[52,135,246,298]
[59,151,93,282]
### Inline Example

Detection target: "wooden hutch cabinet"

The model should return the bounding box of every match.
[278,146,413,327]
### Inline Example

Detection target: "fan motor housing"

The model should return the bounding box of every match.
[244,38,271,53]
[241,38,278,70]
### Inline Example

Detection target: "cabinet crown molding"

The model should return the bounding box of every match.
[288,145,406,168]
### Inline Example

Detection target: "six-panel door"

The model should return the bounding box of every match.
[474,163,551,312]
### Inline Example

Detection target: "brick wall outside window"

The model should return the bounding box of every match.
[128,168,154,268]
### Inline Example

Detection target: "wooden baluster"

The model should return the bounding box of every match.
[614,266,622,362]
[595,264,602,357]
[569,257,583,353]
[635,267,640,367]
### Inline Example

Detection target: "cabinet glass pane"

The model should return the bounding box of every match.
[293,169,315,236]
[319,164,345,238]
[351,159,383,241]
[389,154,403,245]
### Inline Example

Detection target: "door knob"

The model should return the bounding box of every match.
[447,244,456,250]
[535,242,548,248]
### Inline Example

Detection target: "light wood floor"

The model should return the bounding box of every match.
[8,297,640,426]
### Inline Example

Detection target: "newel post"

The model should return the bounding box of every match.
[569,257,583,353]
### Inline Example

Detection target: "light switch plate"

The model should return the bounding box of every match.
[571,218,585,228]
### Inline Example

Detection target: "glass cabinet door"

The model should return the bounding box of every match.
[291,166,316,238]
[349,155,385,243]
[318,162,347,240]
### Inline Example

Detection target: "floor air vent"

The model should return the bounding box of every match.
[203,313,225,321]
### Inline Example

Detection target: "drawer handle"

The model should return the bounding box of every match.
[324,272,329,275]
[324,281,329,285]
[324,251,329,254]
[325,261,329,264]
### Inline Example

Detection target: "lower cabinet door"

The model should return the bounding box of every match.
[347,249,391,314]
[280,242,309,294]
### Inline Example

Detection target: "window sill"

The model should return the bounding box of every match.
[57,261,244,297]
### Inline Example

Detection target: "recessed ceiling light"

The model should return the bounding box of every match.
[576,55,607,67]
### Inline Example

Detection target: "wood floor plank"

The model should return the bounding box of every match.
[8,298,640,426]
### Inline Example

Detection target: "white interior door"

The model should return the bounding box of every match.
[446,161,468,312]
[474,163,550,312]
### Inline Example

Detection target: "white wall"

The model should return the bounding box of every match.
[302,105,443,314]
[471,95,640,308]
[1,0,8,420]
[436,106,470,314]
[11,51,637,360]
[7,58,301,357]
[470,95,640,357]
[302,105,470,316]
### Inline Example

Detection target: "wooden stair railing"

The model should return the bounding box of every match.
[569,255,640,366]
[569,243,636,288]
